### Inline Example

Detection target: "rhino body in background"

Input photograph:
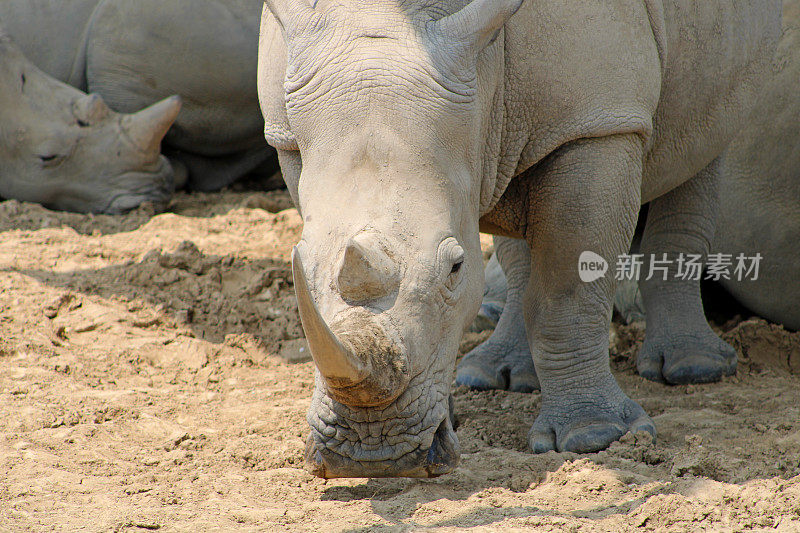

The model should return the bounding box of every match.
[258,0,780,477]
[0,31,180,213]
[1,0,272,192]
[713,0,800,331]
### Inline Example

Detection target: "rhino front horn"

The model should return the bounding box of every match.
[122,95,182,154]
[292,246,367,386]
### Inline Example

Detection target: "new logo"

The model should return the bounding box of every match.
[578,251,608,283]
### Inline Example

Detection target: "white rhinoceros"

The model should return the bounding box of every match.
[1,0,272,192]
[257,0,781,477]
[467,0,800,390]
[0,31,180,213]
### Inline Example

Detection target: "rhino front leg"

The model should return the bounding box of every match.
[457,236,539,392]
[524,135,655,454]
[637,159,737,384]
[475,251,507,328]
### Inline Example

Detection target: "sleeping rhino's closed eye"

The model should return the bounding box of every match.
[37,153,65,168]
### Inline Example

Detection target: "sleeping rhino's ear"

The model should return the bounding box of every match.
[263,0,322,36]
[431,0,524,52]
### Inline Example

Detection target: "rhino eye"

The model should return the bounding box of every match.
[77,119,90,128]
[449,246,465,275]
[443,242,466,296]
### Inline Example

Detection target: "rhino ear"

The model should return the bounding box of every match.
[432,0,524,52]
[263,0,320,35]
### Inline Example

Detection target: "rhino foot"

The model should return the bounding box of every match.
[456,339,538,393]
[456,309,539,394]
[458,237,537,393]
[470,301,504,332]
[637,333,737,384]
[529,394,655,454]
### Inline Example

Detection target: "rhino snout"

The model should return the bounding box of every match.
[100,156,175,214]
[293,246,411,407]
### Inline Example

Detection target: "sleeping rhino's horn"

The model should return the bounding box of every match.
[122,95,182,155]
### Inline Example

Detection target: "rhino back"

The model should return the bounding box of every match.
[85,0,264,155]
[500,0,779,202]
[0,0,101,87]
[714,0,800,330]
[641,0,780,201]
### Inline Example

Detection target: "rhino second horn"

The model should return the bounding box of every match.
[122,95,182,154]
[336,234,399,302]
[292,246,367,385]
[76,93,111,122]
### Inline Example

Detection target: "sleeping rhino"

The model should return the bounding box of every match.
[1,0,272,192]
[0,31,180,214]
[258,0,780,477]
[465,0,800,391]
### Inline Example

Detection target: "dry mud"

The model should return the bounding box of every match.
[0,189,799,532]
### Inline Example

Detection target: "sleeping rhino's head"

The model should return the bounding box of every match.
[0,34,180,214]
[263,0,523,477]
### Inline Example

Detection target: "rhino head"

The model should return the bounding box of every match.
[0,33,180,214]
[262,0,523,477]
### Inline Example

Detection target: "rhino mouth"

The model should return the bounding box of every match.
[103,189,170,214]
[100,158,175,214]
[305,375,460,478]
[305,413,459,479]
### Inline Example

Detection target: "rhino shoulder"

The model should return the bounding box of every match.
[502,0,662,174]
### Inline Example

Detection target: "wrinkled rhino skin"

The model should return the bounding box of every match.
[1,0,273,192]
[257,0,781,477]
[0,31,180,214]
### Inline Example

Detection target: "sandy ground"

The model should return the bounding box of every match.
[1,188,799,532]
